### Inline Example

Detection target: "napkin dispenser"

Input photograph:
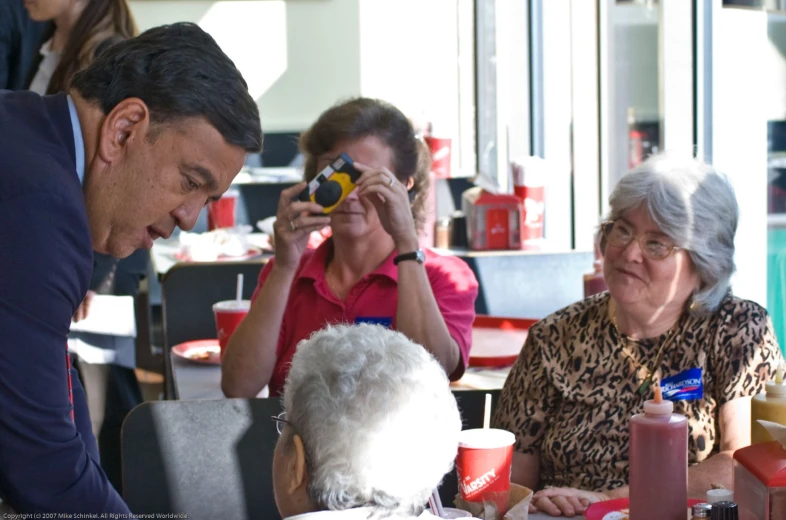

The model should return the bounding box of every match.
[462,187,522,251]
[733,420,786,520]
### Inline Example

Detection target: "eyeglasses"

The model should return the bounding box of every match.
[601,220,681,261]
[270,411,292,435]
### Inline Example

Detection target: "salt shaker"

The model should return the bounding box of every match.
[692,503,712,519]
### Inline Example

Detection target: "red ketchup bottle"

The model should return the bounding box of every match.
[583,260,607,298]
[630,385,689,520]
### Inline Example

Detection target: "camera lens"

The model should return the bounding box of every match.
[314,181,342,208]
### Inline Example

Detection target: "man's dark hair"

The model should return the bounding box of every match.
[71,22,263,153]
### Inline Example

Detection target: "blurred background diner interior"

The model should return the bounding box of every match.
[5,0,780,516]
[122,0,786,399]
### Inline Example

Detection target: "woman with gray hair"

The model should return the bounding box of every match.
[493,153,782,517]
[271,323,462,519]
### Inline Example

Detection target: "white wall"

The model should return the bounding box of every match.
[609,4,659,192]
[357,0,465,174]
[540,0,574,250]
[129,0,462,138]
[766,15,786,121]
[712,4,768,306]
[129,0,362,132]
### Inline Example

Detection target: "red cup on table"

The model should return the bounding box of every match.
[455,428,515,515]
[424,136,452,179]
[213,300,250,359]
[207,190,239,230]
[513,184,545,242]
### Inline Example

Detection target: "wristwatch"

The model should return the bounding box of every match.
[393,249,426,265]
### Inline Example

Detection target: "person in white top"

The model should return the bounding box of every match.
[272,323,462,520]
[25,0,136,95]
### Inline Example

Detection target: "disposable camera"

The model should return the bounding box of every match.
[297,153,362,214]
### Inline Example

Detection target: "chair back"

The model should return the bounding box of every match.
[122,398,283,520]
[161,261,265,397]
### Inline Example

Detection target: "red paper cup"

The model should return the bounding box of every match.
[424,136,452,179]
[213,300,250,359]
[456,428,515,515]
[514,185,545,242]
[207,191,239,230]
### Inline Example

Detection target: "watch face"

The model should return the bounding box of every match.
[415,249,426,263]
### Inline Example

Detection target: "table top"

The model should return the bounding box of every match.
[151,234,270,277]
[171,350,513,401]
[170,351,269,400]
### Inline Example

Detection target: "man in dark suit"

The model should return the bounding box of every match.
[0,0,52,90]
[0,22,263,514]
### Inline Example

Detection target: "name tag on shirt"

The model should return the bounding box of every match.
[355,317,393,328]
[661,367,704,401]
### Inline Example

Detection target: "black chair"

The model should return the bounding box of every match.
[438,389,502,507]
[161,262,267,398]
[122,398,283,520]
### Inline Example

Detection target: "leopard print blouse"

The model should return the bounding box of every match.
[492,292,782,492]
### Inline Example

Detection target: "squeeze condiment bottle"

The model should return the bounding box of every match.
[752,365,786,444]
[583,260,607,297]
[629,385,689,520]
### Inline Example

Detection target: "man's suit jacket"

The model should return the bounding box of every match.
[0,90,131,514]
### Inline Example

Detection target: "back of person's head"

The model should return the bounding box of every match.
[71,22,262,153]
[47,0,137,94]
[282,324,461,517]
[299,97,431,229]
[606,152,738,313]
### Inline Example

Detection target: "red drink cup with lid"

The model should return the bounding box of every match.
[213,300,250,359]
[455,428,515,515]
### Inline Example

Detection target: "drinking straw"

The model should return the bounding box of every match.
[430,489,445,518]
[483,392,492,429]
[236,273,243,302]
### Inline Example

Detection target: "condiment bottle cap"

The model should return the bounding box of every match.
[643,384,674,415]
[767,365,786,397]
[709,501,738,520]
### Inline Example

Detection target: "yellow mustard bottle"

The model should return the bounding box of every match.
[751,366,786,444]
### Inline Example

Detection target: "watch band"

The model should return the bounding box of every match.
[393,249,425,265]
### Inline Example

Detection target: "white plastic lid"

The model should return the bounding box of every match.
[458,428,515,449]
[706,488,733,504]
[213,300,251,312]
[427,507,472,519]
[511,156,547,188]
[767,380,786,397]
[643,398,674,415]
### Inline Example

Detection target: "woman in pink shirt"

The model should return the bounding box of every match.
[221,98,479,397]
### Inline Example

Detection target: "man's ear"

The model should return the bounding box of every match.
[96,97,150,164]
[288,433,309,494]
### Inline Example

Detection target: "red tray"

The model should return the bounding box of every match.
[585,497,703,520]
[469,316,536,368]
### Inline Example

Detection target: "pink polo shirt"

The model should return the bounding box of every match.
[251,240,479,396]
